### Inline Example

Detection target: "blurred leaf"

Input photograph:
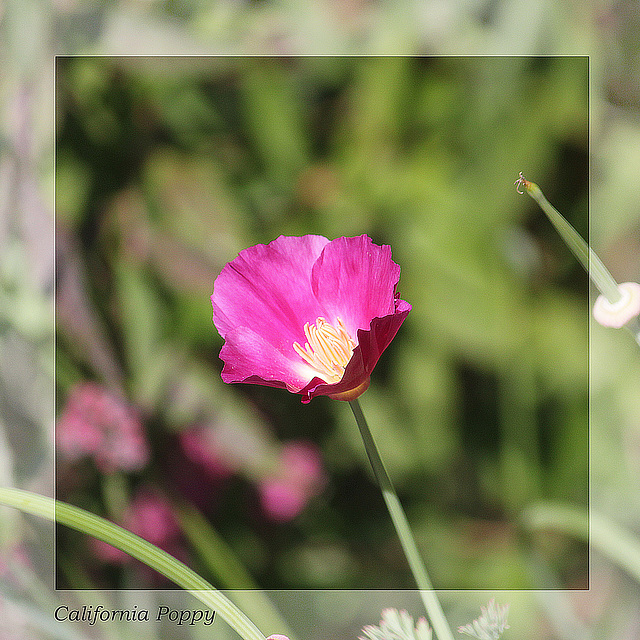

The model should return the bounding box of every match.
[239,60,311,190]
[143,148,248,260]
[112,257,171,407]
[55,151,92,226]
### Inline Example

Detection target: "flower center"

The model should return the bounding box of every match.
[293,317,356,384]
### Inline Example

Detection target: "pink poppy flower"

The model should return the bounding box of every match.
[211,235,411,403]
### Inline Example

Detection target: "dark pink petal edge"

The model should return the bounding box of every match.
[298,297,411,403]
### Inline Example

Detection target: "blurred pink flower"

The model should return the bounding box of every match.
[124,489,181,545]
[258,441,327,522]
[57,382,149,472]
[211,235,411,403]
[91,538,129,564]
[179,425,235,478]
[92,489,180,564]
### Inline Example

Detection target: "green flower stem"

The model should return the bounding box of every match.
[520,176,621,304]
[175,501,298,640]
[0,487,266,640]
[348,399,454,640]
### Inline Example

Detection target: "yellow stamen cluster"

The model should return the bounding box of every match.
[293,317,356,384]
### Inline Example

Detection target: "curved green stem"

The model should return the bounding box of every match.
[349,399,454,640]
[516,174,640,350]
[0,487,266,640]
[175,501,297,640]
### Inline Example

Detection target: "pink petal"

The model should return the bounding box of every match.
[180,427,235,478]
[124,491,179,546]
[311,235,400,336]
[56,382,149,471]
[258,479,308,522]
[91,539,129,564]
[219,325,314,390]
[211,235,329,348]
[281,441,325,488]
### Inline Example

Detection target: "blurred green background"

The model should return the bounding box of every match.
[54,55,588,591]
[1,1,640,639]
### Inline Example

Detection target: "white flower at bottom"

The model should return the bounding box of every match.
[457,599,510,640]
[360,608,432,640]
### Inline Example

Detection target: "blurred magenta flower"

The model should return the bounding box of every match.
[211,235,411,403]
[92,488,181,565]
[91,537,129,564]
[179,425,235,479]
[57,382,149,472]
[258,440,326,522]
[124,489,181,545]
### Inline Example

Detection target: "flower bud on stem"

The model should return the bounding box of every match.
[515,173,640,343]
[514,172,620,303]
